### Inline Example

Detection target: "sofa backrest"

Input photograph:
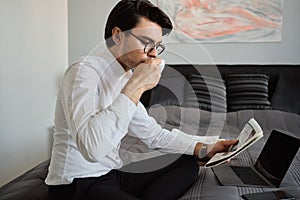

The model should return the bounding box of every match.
[141,64,300,114]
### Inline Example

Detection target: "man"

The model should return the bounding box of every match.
[45,0,237,199]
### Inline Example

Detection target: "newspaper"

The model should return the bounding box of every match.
[205,118,263,168]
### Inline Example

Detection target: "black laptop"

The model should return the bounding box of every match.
[212,130,300,187]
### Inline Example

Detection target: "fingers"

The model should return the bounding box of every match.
[144,58,162,65]
[221,140,239,153]
[143,58,163,72]
[205,140,239,161]
[129,60,162,91]
[211,140,238,153]
[222,140,239,146]
[135,59,161,75]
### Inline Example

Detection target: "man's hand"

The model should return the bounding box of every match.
[122,58,162,104]
[206,140,239,159]
[194,140,238,166]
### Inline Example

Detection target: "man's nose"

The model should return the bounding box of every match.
[147,47,158,58]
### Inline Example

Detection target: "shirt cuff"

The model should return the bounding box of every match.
[170,129,199,155]
[171,129,219,155]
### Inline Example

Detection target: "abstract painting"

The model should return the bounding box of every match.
[157,0,284,43]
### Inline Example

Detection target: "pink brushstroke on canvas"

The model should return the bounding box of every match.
[158,0,283,42]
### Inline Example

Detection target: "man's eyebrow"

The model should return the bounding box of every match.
[140,35,162,44]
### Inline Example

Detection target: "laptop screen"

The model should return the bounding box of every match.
[254,130,300,187]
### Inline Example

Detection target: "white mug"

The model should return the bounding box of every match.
[159,59,165,73]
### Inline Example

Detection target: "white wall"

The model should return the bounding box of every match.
[68,0,300,64]
[0,0,68,187]
[68,0,120,64]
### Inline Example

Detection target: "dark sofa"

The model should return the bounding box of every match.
[1,64,299,200]
[141,64,300,115]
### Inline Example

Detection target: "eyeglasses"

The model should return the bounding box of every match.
[129,32,165,55]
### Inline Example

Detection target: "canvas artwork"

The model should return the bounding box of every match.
[157,0,284,43]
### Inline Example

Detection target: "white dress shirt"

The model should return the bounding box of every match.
[45,48,216,185]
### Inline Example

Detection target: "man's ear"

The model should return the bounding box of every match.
[111,27,124,45]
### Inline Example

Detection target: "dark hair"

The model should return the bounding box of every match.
[104,0,173,47]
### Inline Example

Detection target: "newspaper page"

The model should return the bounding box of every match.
[205,118,263,168]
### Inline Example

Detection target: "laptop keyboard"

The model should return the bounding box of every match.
[230,166,269,186]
